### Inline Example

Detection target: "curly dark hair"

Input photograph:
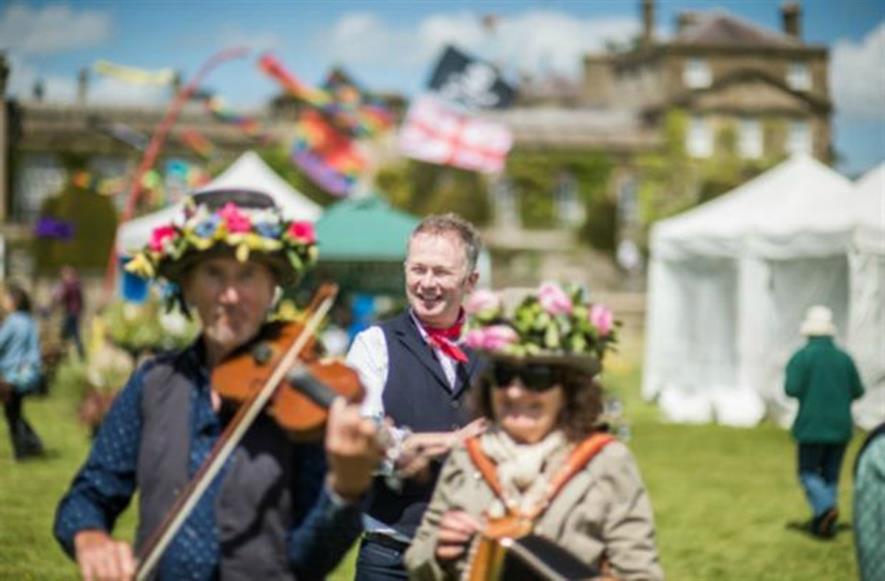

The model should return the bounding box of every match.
[471,360,604,442]
[4,283,32,313]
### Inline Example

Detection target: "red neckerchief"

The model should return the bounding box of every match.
[419,310,469,363]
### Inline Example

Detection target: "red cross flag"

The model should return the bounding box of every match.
[398,95,513,174]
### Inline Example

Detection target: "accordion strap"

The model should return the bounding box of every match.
[464,432,615,521]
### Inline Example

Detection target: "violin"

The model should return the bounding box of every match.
[135,283,366,580]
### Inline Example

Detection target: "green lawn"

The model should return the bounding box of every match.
[0,357,862,580]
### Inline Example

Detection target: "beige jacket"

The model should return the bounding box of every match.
[404,437,664,581]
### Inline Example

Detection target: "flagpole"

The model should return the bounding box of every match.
[102,46,250,299]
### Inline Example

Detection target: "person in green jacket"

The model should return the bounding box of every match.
[785,305,864,538]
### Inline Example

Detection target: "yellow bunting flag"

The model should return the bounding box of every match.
[93,60,175,85]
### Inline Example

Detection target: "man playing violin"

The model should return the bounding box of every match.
[347,213,487,580]
[54,189,382,580]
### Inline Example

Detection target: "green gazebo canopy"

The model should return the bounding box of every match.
[315,195,419,261]
[310,195,419,294]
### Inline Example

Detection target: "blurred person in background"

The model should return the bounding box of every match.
[854,421,885,580]
[0,283,45,460]
[346,214,487,580]
[404,282,662,580]
[785,305,864,538]
[52,265,85,358]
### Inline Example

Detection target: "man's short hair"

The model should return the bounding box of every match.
[410,213,481,272]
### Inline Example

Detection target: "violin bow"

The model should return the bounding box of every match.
[135,283,339,580]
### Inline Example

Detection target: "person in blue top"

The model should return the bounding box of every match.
[54,189,383,581]
[0,283,45,460]
[784,305,864,539]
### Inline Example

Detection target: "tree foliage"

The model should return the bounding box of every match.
[374,160,492,225]
[506,150,614,251]
[34,185,118,274]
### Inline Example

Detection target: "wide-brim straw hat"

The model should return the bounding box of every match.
[800,305,837,336]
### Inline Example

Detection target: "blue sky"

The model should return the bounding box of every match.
[2,0,883,174]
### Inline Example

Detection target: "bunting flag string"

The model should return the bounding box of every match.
[179,129,218,160]
[91,120,150,151]
[258,54,394,138]
[93,59,176,85]
[203,96,273,143]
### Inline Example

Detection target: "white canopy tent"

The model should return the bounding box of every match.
[117,151,321,254]
[848,163,885,430]
[644,155,858,427]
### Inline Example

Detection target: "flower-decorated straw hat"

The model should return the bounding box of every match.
[125,188,318,288]
[463,282,618,376]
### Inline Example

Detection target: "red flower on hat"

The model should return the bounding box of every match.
[219,202,252,234]
[149,226,177,253]
[288,221,316,244]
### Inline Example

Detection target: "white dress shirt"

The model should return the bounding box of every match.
[345,311,464,542]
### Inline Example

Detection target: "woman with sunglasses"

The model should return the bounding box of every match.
[405,283,663,580]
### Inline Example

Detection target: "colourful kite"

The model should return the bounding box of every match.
[291,110,366,197]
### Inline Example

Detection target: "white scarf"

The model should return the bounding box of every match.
[480,428,571,518]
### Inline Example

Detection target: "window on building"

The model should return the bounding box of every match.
[554,172,584,227]
[683,58,712,89]
[786,61,811,91]
[787,120,812,155]
[738,118,763,159]
[687,116,713,158]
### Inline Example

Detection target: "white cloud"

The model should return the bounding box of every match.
[0,3,111,55]
[88,77,170,107]
[317,9,637,80]
[831,22,885,120]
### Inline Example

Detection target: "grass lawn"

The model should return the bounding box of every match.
[0,354,862,580]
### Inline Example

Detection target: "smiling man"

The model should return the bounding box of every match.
[346,213,487,580]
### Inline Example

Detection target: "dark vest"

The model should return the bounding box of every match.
[134,350,308,580]
[366,312,484,537]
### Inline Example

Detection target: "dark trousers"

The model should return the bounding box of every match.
[797,442,847,517]
[355,536,410,581]
[62,313,84,358]
[3,390,44,460]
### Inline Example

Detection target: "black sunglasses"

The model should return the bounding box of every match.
[491,362,564,392]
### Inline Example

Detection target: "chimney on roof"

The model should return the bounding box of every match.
[32,79,44,102]
[641,0,655,44]
[781,2,801,39]
[77,68,89,104]
[0,53,9,97]
[676,12,700,34]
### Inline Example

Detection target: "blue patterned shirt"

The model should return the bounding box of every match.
[54,341,362,579]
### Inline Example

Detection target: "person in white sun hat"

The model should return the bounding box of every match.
[785,305,864,539]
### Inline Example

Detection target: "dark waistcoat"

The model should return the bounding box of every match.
[366,311,484,537]
[134,352,304,580]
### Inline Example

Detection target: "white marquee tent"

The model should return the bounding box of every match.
[848,163,885,429]
[117,151,321,254]
[644,155,858,427]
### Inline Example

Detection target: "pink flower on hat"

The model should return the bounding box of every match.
[465,289,501,317]
[149,226,177,253]
[288,221,316,244]
[590,304,614,337]
[465,325,519,352]
[219,202,252,234]
[538,282,572,316]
